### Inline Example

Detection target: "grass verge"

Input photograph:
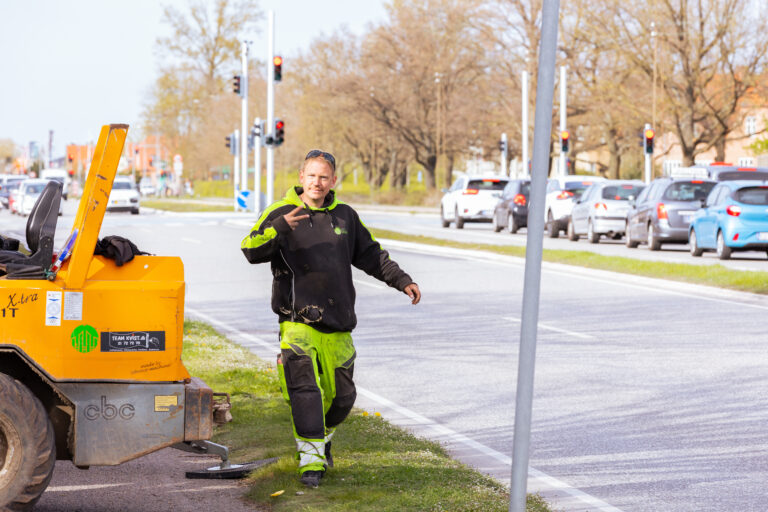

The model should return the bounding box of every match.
[182,320,552,512]
[142,199,233,212]
[370,228,768,295]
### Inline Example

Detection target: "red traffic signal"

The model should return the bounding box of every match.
[273,56,282,82]
[560,130,570,153]
[644,128,655,154]
[274,119,285,145]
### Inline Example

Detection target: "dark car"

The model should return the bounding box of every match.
[625,177,716,250]
[492,179,530,233]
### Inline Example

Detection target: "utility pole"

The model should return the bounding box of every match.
[233,129,240,211]
[253,117,262,212]
[651,21,657,130]
[265,10,275,206]
[522,69,529,178]
[240,40,249,211]
[500,133,508,176]
[559,65,567,177]
[510,0,560,510]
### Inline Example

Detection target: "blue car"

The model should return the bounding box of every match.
[689,180,768,260]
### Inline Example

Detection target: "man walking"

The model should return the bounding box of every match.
[241,150,421,487]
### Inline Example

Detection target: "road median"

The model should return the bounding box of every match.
[182,320,552,512]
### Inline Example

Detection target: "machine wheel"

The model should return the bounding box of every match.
[492,212,502,233]
[546,211,559,238]
[716,230,731,260]
[567,219,579,241]
[689,230,704,257]
[440,206,450,228]
[508,213,519,234]
[647,224,661,251]
[455,207,464,229]
[587,220,600,244]
[0,373,55,511]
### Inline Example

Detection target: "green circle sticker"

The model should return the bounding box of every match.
[71,325,99,353]
[334,227,342,235]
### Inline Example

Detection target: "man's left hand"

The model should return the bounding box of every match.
[404,283,421,305]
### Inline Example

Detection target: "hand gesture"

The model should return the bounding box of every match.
[404,283,421,305]
[284,206,309,230]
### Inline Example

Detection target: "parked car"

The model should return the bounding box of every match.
[440,174,508,229]
[544,175,604,238]
[625,176,716,250]
[492,179,531,234]
[0,175,27,209]
[15,179,63,216]
[568,180,645,243]
[689,180,768,260]
[107,177,141,214]
[139,177,156,196]
[40,168,71,200]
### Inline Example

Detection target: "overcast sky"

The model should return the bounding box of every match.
[0,0,386,158]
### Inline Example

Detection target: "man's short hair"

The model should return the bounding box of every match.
[302,149,336,173]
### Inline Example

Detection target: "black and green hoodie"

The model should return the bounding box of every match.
[241,186,414,333]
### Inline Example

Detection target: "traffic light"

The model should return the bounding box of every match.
[274,119,285,146]
[233,75,241,95]
[67,153,74,163]
[273,56,282,82]
[644,128,655,154]
[225,135,232,150]
[560,130,570,153]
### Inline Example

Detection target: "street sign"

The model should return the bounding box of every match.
[236,189,253,210]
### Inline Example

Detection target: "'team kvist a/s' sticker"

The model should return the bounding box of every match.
[101,331,166,352]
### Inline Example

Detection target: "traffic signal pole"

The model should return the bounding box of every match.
[233,130,240,211]
[559,65,567,176]
[522,69,529,178]
[500,132,508,176]
[241,41,249,211]
[254,117,262,212]
[266,10,275,206]
[510,0,560,510]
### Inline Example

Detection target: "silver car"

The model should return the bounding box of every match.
[568,180,645,243]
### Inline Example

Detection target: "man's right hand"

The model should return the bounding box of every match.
[284,206,310,230]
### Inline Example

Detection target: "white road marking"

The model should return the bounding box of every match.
[353,278,386,290]
[47,483,126,492]
[185,307,623,512]
[503,316,595,340]
[181,237,202,244]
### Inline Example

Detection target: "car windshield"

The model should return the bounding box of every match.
[602,184,644,200]
[662,181,715,201]
[7,182,22,191]
[113,181,133,190]
[563,181,595,199]
[467,179,506,191]
[735,186,768,205]
[26,184,46,194]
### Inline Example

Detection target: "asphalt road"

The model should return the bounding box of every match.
[3,203,768,511]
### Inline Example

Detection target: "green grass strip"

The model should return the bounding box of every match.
[182,321,552,512]
[142,199,233,212]
[370,228,768,295]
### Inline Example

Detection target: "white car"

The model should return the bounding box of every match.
[440,174,508,229]
[15,179,63,216]
[568,180,645,243]
[139,177,156,197]
[544,175,605,238]
[108,177,140,214]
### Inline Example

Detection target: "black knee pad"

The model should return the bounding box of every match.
[325,365,357,428]
[282,349,324,439]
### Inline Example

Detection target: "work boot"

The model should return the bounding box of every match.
[325,441,333,468]
[300,470,324,488]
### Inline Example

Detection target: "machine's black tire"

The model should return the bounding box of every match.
[0,373,56,511]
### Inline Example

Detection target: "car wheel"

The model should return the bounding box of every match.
[587,220,599,244]
[455,207,464,229]
[567,218,579,241]
[131,208,140,215]
[689,230,703,257]
[440,206,450,228]
[546,211,558,238]
[716,230,731,260]
[508,213,519,234]
[625,221,639,248]
[492,212,502,233]
[647,223,661,251]
[0,373,56,511]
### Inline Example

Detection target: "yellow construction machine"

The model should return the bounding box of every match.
[0,125,265,511]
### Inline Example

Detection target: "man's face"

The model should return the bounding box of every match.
[299,159,336,205]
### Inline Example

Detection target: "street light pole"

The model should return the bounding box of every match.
[266,10,275,206]
[240,40,249,211]
[522,68,529,178]
[651,22,657,130]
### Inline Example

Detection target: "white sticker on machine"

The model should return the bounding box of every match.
[64,292,83,321]
[45,291,62,326]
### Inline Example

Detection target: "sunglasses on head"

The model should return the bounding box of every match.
[304,150,336,170]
